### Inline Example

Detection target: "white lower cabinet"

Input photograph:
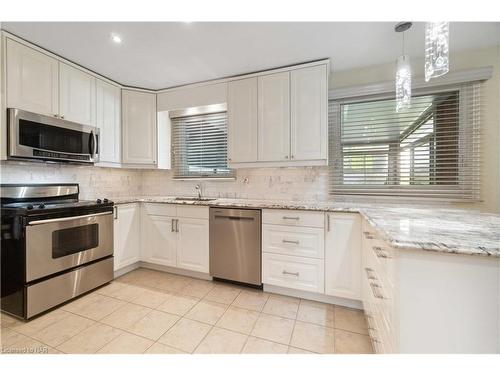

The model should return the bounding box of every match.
[113,203,141,271]
[140,204,209,273]
[177,218,209,273]
[324,213,361,300]
[263,253,324,293]
[141,214,177,267]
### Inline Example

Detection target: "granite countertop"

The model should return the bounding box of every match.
[110,196,500,258]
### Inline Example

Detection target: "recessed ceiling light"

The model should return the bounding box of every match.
[111,34,122,44]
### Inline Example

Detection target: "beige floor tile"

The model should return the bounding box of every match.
[100,303,152,330]
[97,283,149,302]
[62,293,127,320]
[1,313,21,329]
[145,342,187,354]
[126,310,180,341]
[185,300,228,325]
[194,327,247,354]
[216,306,260,334]
[204,284,242,305]
[95,282,126,296]
[241,336,288,354]
[31,313,94,347]
[290,321,335,354]
[116,268,156,286]
[130,289,171,309]
[157,293,200,316]
[334,329,373,354]
[56,323,122,354]
[158,318,211,353]
[297,300,335,327]
[288,346,317,354]
[251,313,295,345]
[334,306,368,335]
[262,295,300,319]
[97,332,154,354]
[1,328,28,348]
[3,335,52,354]
[11,309,72,337]
[179,279,215,298]
[148,274,191,293]
[231,290,270,312]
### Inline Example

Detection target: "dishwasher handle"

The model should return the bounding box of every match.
[214,215,255,221]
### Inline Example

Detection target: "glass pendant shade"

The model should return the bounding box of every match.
[395,55,411,112]
[425,22,450,82]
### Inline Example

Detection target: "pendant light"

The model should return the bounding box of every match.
[395,22,412,112]
[425,22,450,81]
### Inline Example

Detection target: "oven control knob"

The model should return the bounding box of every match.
[27,204,34,210]
[96,199,102,204]
[103,198,109,203]
[38,203,45,209]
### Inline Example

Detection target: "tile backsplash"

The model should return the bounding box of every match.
[0,161,330,202]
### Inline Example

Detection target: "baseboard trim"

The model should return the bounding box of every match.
[114,262,141,278]
[264,284,363,310]
[139,262,212,281]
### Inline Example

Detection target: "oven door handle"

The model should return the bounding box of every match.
[27,211,112,226]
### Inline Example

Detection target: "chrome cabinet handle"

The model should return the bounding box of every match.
[282,270,299,277]
[291,155,294,159]
[327,214,330,231]
[363,231,375,239]
[369,282,385,299]
[373,246,391,259]
[284,155,289,159]
[282,239,300,244]
[114,206,118,220]
[364,267,377,280]
[282,216,299,220]
[175,219,179,232]
[171,219,175,232]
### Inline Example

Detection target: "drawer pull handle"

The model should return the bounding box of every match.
[282,239,300,245]
[364,267,377,280]
[369,282,385,299]
[363,231,375,239]
[282,216,300,220]
[282,270,299,277]
[373,246,391,259]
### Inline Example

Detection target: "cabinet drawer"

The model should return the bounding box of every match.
[143,203,177,217]
[262,253,324,293]
[262,224,324,259]
[177,205,209,219]
[262,209,324,228]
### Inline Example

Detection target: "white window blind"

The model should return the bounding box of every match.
[171,110,234,179]
[329,82,481,201]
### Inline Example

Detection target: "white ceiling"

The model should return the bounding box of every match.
[2,22,499,90]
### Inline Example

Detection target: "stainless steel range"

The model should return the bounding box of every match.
[0,183,114,319]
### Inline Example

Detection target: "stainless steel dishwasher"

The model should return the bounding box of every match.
[209,208,261,286]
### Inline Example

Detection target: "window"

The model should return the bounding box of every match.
[329,83,481,201]
[171,107,234,179]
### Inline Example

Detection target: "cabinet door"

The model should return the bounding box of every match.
[122,90,157,165]
[96,79,121,164]
[141,213,177,267]
[324,213,362,300]
[6,39,58,117]
[227,77,258,163]
[59,62,96,125]
[291,65,327,161]
[176,218,209,273]
[257,72,290,161]
[114,204,141,271]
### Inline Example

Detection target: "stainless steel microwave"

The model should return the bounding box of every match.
[8,108,99,164]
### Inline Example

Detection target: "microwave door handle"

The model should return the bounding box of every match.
[89,130,95,156]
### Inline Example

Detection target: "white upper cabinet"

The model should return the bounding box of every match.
[291,65,327,161]
[325,213,362,300]
[258,72,290,162]
[227,77,258,163]
[96,79,121,165]
[59,62,96,125]
[6,39,59,117]
[121,89,157,165]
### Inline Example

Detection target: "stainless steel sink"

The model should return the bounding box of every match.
[173,197,216,202]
